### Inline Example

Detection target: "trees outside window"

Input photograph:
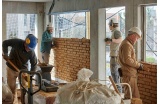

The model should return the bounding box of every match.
[52,11,90,39]
[144,6,157,63]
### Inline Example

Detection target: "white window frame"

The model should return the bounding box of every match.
[141,4,157,63]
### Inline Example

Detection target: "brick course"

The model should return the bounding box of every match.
[49,38,157,104]
[51,38,90,82]
[138,62,157,104]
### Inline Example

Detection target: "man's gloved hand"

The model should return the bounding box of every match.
[105,38,112,42]
[23,74,28,82]
[51,44,56,48]
[137,64,143,70]
[2,54,9,61]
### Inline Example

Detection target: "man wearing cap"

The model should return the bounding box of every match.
[2,34,38,103]
[118,27,143,99]
[40,23,54,64]
[105,18,123,93]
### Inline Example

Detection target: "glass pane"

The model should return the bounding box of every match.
[106,7,125,38]
[145,6,157,63]
[6,14,38,69]
[53,12,88,38]
[106,46,111,76]
[6,14,37,39]
[105,7,125,76]
[146,51,157,63]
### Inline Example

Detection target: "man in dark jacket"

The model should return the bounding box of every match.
[2,34,38,104]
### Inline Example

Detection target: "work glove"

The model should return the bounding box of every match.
[137,64,143,70]
[105,38,112,42]
[51,43,56,48]
[2,54,9,61]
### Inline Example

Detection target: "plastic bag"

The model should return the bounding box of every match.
[2,82,13,102]
[77,68,93,81]
[54,81,121,104]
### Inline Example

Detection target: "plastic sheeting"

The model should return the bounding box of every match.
[77,68,93,81]
[2,82,13,102]
[54,81,121,104]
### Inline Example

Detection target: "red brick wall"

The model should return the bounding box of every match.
[50,39,157,103]
[52,38,90,82]
[138,62,157,104]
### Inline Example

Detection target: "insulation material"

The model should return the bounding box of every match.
[54,81,121,104]
[2,82,13,102]
[77,68,93,81]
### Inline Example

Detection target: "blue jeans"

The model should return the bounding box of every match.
[110,57,122,93]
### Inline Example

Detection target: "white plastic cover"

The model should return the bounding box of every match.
[2,82,13,102]
[54,81,121,104]
[77,68,93,81]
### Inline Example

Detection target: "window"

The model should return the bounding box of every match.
[6,14,18,39]
[30,14,36,31]
[7,14,37,40]
[6,14,38,64]
[105,7,125,76]
[24,14,27,26]
[52,11,90,38]
[143,5,157,63]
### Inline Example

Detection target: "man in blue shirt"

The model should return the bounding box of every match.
[40,23,54,64]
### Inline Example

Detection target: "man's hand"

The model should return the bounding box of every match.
[105,38,112,42]
[137,64,143,70]
[51,44,56,48]
[2,54,9,61]
[23,74,28,82]
[137,64,150,72]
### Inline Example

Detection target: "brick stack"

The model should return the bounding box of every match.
[52,38,90,82]
[138,62,157,104]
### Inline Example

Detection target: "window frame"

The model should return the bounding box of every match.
[51,11,90,39]
[141,4,157,63]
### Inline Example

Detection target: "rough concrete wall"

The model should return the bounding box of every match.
[2,1,44,81]
[138,62,157,104]
[51,38,90,82]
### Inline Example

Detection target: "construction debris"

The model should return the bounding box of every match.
[2,82,13,103]
[55,81,121,104]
